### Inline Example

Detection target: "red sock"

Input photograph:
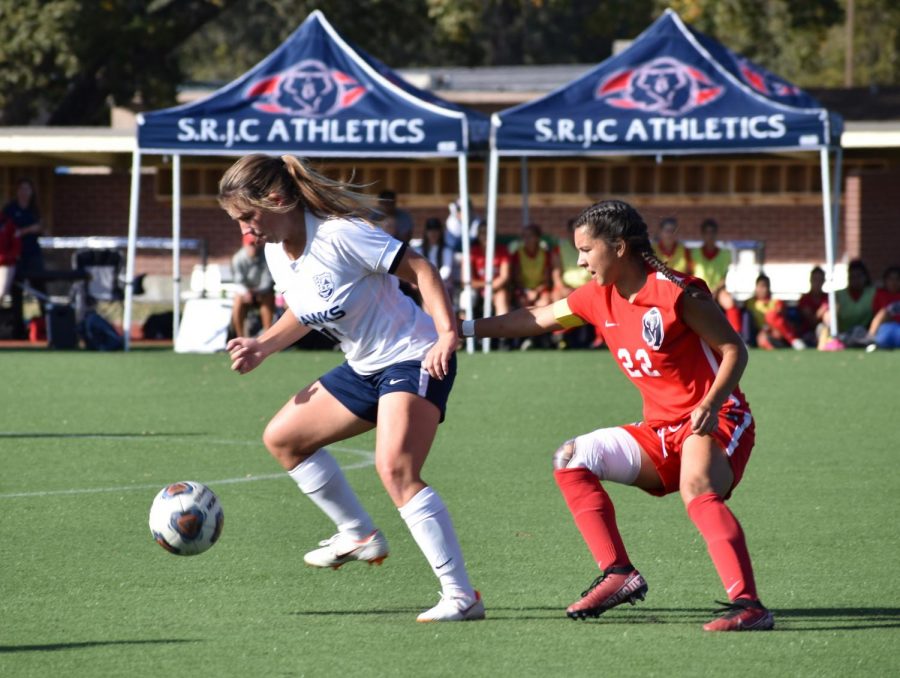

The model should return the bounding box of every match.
[725,307,743,334]
[687,492,758,601]
[554,468,630,571]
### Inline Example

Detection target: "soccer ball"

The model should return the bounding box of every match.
[149,481,224,556]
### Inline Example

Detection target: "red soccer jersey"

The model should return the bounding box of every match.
[470,241,510,283]
[565,269,749,427]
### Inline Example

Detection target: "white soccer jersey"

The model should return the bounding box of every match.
[265,212,437,375]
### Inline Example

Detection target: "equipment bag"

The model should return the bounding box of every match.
[78,310,124,351]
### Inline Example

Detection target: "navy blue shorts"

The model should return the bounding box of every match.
[319,354,456,424]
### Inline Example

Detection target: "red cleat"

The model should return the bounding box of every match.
[703,598,774,632]
[566,567,648,619]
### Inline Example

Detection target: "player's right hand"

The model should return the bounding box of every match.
[227,337,264,374]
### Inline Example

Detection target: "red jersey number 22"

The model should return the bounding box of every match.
[617,348,661,378]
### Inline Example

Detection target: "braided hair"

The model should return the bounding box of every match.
[572,200,708,299]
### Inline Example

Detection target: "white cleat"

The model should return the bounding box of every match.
[416,590,485,622]
[303,529,389,570]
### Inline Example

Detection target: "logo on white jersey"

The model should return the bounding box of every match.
[641,307,664,350]
[313,272,335,300]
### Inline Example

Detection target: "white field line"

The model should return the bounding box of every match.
[0,443,375,499]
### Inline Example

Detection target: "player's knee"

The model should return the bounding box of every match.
[375,457,417,495]
[559,428,642,485]
[552,439,576,469]
[262,419,311,465]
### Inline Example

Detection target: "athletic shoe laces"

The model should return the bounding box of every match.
[581,575,606,598]
[318,534,341,547]
[711,599,762,619]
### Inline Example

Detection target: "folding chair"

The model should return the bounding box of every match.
[72,249,126,306]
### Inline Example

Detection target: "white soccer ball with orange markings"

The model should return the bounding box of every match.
[149,481,224,556]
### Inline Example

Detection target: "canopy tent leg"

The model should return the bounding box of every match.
[457,153,475,354]
[483,146,501,353]
[831,144,843,277]
[123,150,142,351]
[172,155,182,341]
[820,147,839,337]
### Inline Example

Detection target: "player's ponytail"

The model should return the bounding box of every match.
[280,155,375,219]
[218,153,374,220]
[574,199,708,300]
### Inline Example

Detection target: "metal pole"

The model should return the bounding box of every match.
[123,150,142,351]
[457,153,474,354]
[483,146,500,353]
[172,154,182,341]
[819,147,838,337]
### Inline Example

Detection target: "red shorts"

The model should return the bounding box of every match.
[622,405,755,499]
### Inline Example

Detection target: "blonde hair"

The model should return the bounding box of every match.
[218,154,375,219]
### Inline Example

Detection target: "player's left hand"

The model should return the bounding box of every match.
[690,402,718,435]
[423,330,457,380]
[227,336,264,374]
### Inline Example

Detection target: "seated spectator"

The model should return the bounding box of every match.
[744,274,805,350]
[510,223,557,349]
[462,222,510,318]
[796,266,829,345]
[552,218,591,300]
[653,216,692,275]
[691,218,741,333]
[415,217,455,301]
[867,265,900,351]
[231,232,276,338]
[511,223,553,309]
[0,211,21,301]
[551,218,595,349]
[445,198,482,253]
[821,258,875,348]
[377,189,414,244]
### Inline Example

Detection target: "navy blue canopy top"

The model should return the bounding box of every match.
[138,11,487,156]
[494,9,842,155]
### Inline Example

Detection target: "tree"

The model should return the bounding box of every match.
[0,0,237,125]
[661,0,900,87]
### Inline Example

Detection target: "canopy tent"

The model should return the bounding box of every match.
[125,9,488,349]
[484,9,844,345]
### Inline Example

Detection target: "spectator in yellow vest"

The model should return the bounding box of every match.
[691,218,741,333]
[745,274,805,350]
[653,217,693,275]
[512,223,553,309]
[553,218,592,301]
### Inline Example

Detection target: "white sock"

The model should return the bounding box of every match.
[399,486,474,600]
[287,449,374,540]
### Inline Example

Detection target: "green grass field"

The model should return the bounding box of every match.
[1,347,898,677]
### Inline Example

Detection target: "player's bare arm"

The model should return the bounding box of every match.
[680,290,748,434]
[227,306,311,374]
[394,247,458,380]
[465,300,565,338]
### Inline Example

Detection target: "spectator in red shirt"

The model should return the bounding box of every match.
[0,213,21,300]
[464,222,510,317]
[795,266,829,345]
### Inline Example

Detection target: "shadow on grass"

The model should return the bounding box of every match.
[485,606,900,630]
[0,639,202,653]
[290,608,423,616]
[288,605,900,629]
[0,432,204,439]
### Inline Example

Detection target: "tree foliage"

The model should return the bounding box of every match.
[0,0,897,126]
[0,0,235,125]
